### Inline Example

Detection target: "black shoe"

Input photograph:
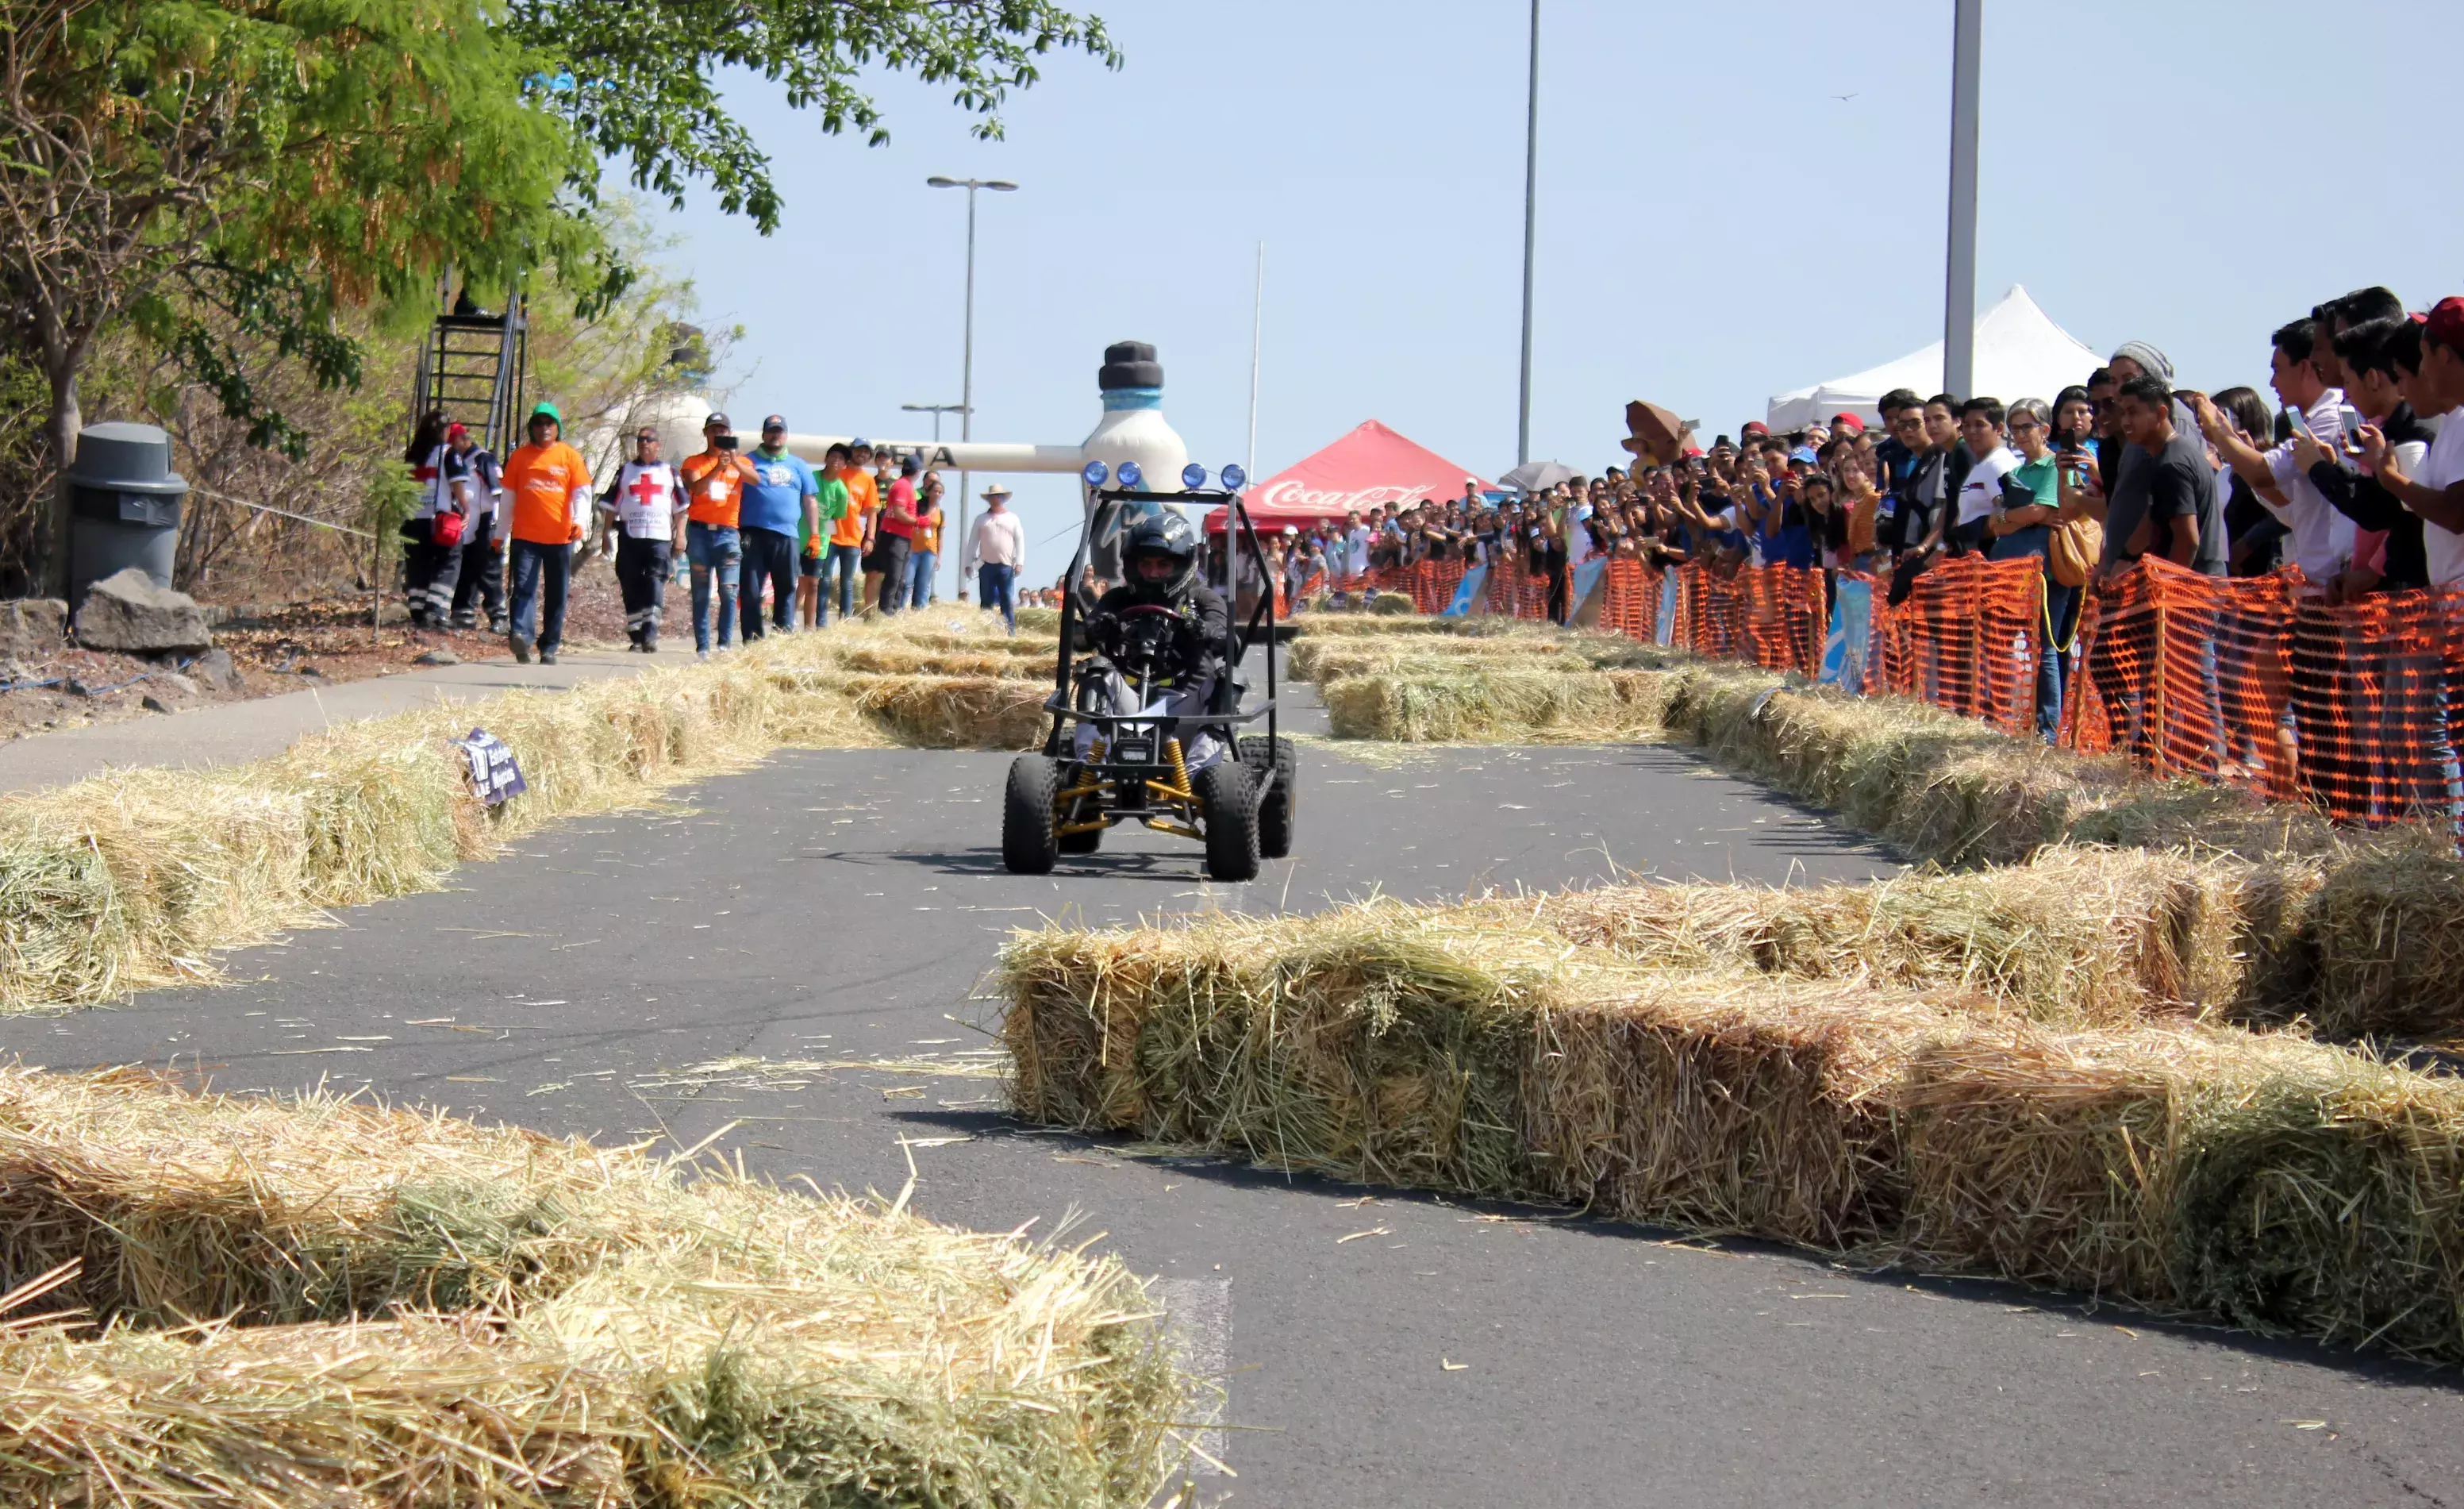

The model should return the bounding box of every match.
[641,629,659,653]
[627,629,644,651]
[489,616,509,637]
[509,634,532,664]
[451,615,477,631]
[540,649,559,666]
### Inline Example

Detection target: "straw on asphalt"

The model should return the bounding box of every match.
[1001,898,2464,1362]
[0,1064,1190,1506]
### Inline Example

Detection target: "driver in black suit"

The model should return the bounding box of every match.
[1079,509,1233,767]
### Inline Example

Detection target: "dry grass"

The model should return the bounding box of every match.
[1507,845,2251,1028]
[0,614,1063,1012]
[1322,668,1681,743]
[1000,899,2464,1362]
[0,1065,1187,1506]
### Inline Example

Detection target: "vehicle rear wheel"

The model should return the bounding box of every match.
[1003,755,1062,874]
[1239,736,1297,859]
[1195,760,1260,882]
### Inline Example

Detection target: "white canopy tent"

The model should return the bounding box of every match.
[1766,285,2101,430]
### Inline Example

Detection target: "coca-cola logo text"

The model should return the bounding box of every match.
[1255,479,1440,513]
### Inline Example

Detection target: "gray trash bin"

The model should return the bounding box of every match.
[68,422,186,608]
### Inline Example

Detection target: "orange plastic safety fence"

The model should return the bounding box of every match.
[1596,559,1660,641]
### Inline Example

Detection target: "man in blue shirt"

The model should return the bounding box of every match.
[739,414,818,641]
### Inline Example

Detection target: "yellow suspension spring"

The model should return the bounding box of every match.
[1163,737,1190,801]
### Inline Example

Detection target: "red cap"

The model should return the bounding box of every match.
[1830,412,1866,434]
[1741,421,1770,437]
[1682,445,1705,458]
[446,422,470,440]
[2427,296,2464,352]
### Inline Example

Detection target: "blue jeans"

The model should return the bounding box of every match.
[821,542,861,625]
[978,562,1017,630]
[686,521,740,652]
[907,549,937,609]
[508,539,571,652]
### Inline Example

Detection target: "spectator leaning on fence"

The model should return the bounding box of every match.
[2362,296,2464,587]
[1984,398,2077,740]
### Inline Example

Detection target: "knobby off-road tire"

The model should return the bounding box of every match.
[1196,760,1260,882]
[1238,736,1297,859]
[1003,755,1062,874]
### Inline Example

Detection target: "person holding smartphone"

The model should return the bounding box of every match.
[681,412,759,657]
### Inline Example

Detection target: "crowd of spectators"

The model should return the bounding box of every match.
[1252,285,2464,764]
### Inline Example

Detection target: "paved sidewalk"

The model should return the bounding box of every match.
[0,650,655,794]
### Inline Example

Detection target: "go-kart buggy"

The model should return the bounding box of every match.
[1001,485,1294,881]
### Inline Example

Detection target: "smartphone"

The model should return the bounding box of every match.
[715,434,739,451]
[2285,405,2312,439]
[2335,405,2364,442]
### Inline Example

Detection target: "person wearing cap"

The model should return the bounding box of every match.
[680,412,758,656]
[441,421,507,633]
[498,402,592,664]
[825,441,879,622]
[799,442,852,627]
[869,453,921,614]
[961,483,1025,633]
[738,414,818,641]
[598,425,687,651]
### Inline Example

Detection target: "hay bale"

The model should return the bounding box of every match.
[846,673,1050,749]
[1321,668,1678,743]
[2290,843,2464,1040]
[1003,896,2464,1362]
[0,1066,1188,1505]
[1522,846,2251,1027]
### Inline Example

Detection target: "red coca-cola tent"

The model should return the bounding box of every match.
[1208,420,1490,533]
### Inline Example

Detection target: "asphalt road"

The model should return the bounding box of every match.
[6,689,2458,1507]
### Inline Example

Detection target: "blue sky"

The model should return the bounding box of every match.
[645,0,2464,584]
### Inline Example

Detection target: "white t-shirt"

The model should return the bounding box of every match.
[609,461,683,541]
[1341,526,1371,576]
[2416,406,2464,587]
[1955,445,2019,526]
[2260,390,2358,582]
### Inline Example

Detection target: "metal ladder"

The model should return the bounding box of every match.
[410,297,527,452]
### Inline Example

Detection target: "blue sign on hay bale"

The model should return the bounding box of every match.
[452,728,527,806]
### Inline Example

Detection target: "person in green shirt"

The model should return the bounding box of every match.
[799,441,853,627]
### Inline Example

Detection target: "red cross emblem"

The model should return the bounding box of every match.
[629,471,667,509]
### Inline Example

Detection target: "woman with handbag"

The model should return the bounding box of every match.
[1988,398,2097,741]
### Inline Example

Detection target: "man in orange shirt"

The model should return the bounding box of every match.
[679,411,758,656]
[825,439,879,622]
[497,402,592,664]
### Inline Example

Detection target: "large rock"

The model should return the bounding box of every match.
[0,599,66,660]
[73,568,210,653]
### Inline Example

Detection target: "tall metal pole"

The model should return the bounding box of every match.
[1516,0,1540,466]
[957,183,978,601]
[1943,0,1983,398]
[1246,241,1265,478]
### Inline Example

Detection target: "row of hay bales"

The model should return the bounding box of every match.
[0,611,1060,1011]
[1000,902,2464,1363]
[0,1064,1184,1504]
[1290,622,2464,1044]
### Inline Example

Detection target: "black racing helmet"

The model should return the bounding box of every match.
[1123,507,1201,598]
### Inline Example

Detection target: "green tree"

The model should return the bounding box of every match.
[510,0,1121,233]
[0,0,586,593]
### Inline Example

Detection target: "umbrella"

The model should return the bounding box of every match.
[1498,459,1578,493]
[1620,399,1692,466]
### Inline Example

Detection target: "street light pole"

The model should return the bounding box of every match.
[900,402,968,444]
[1943,0,1983,398]
[1516,0,1540,467]
[926,175,1017,602]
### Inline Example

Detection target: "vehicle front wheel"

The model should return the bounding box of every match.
[1003,755,1062,874]
[1238,736,1297,859]
[1195,760,1260,882]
